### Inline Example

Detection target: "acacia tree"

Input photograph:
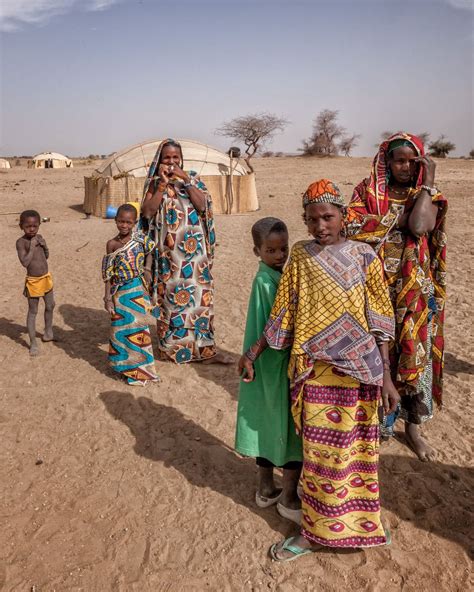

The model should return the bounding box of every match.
[301,109,346,156]
[215,112,288,172]
[429,135,456,158]
[339,134,361,157]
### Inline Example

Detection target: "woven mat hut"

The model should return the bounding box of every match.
[83,139,258,217]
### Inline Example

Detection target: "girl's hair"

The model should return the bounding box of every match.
[158,140,184,167]
[251,217,288,248]
[116,203,138,219]
[20,210,40,225]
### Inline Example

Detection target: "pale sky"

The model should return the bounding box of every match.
[1,0,473,157]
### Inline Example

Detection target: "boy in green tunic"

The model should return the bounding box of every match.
[235,218,302,523]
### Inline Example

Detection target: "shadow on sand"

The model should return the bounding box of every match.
[99,390,294,538]
[192,347,241,401]
[444,351,474,376]
[379,452,472,556]
[100,390,473,557]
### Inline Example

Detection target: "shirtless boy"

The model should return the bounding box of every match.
[16,210,55,356]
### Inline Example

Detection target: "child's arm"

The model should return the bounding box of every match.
[103,280,114,315]
[238,334,268,382]
[16,237,38,268]
[378,342,400,414]
[36,235,49,259]
[103,240,116,315]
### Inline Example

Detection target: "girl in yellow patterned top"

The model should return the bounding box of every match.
[239,179,399,562]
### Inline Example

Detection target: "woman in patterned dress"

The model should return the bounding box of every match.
[239,179,399,561]
[346,133,447,461]
[141,138,231,364]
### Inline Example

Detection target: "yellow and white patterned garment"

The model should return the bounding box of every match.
[265,239,395,396]
[264,239,395,548]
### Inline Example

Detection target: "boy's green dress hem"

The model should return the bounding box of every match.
[235,261,302,466]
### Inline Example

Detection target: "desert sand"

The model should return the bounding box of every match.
[0,156,472,591]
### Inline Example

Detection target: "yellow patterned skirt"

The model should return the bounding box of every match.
[293,361,387,548]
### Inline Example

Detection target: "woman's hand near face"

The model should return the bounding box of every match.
[414,155,436,186]
[158,163,171,184]
[168,163,189,182]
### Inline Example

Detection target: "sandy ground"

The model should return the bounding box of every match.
[0,157,472,591]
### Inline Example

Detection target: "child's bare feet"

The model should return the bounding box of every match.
[258,466,278,500]
[405,422,436,462]
[29,342,39,356]
[42,331,54,342]
[280,467,302,510]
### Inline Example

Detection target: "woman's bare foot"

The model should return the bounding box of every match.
[29,342,39,356]
[201,351,234,365]
[405,422,436,462]
[42,331,54,342]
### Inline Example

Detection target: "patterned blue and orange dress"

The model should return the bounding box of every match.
[102,232,159,385]
[145,171,216,363]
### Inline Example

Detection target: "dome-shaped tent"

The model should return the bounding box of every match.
[84,138,258,216]
[28,152,73,169]
[0,158,11,169]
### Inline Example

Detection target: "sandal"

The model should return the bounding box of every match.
[255,489,282,508]
[269,536,315,563]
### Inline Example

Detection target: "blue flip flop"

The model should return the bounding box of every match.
[269,537,315,563]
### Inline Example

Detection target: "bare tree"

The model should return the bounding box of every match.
[428,135,456,158]
[339,134,361,157]
[215,112,288,172]
[301,109,346,156]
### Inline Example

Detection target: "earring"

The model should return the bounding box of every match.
[340,214,347,237]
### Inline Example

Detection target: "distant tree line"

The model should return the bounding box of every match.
[216,110,463,168]
[378,131,456,158]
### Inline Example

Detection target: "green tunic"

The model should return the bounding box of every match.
[235,262,302,466]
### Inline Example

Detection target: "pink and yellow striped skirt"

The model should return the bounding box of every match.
[292,362,387,548]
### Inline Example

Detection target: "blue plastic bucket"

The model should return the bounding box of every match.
[106,205,118,219]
